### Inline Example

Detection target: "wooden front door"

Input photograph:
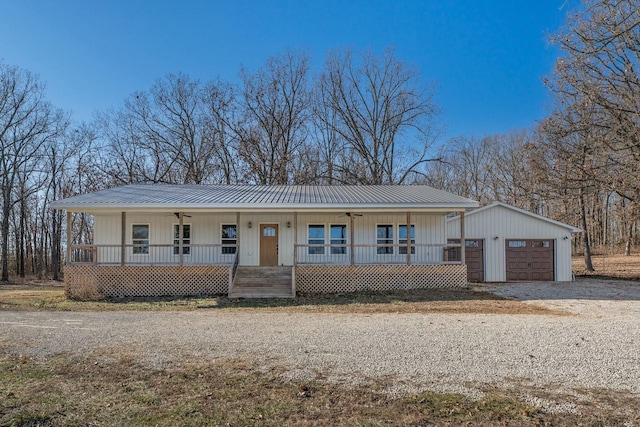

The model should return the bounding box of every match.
[260,224,279,266]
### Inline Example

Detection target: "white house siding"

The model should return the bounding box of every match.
[93,211,447,267]
[238,213,294,266]
[447,204,576,281]
[94,212,238,265]
[296,212,446,265]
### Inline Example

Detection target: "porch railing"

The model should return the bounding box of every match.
[69,244,238,266]
[294,243,463,266]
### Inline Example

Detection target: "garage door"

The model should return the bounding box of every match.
[447,239,484,282]
[505,239,554,281]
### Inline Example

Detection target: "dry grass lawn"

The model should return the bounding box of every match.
[1,273,638,425]
[2,347,638,427]
[0,281,562,315]
[573,252,640,279]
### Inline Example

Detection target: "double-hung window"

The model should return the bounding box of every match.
[330,224,347,255]
[173,224,191,255]
[308,225,325,255]
[377,225,394,254]
[377,224,416,255]
[398,225,415,255]
[221,224,237,254]
[132,224,149,254]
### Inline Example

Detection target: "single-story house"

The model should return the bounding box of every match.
[446,201,581,282]
[51,184,479,299]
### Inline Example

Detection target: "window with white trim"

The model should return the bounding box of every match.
[132,224,149,254]
[330,224,347,255]
[398,224,415,255]
[221,224,237,254]
[308,224,325,255]
[377,224,394,254]
[173,224,191,255]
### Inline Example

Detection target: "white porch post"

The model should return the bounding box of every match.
[460,211,466,265]
[121,212,126,266]
[66,211,72,265]
[178,212,184,266]
[349,212,355,266]
[292,212,297,296]
[406,211,412,266]
[293,212,298,265]
[236,212,241,261]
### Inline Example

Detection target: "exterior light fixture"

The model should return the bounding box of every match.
[247,221,252,229]
[287,221,291,228]
[493,236,499,240]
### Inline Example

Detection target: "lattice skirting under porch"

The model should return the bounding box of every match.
[64,265,230,300]
[294,264,467,294]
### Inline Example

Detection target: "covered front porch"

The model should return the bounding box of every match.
[63,208,470,299]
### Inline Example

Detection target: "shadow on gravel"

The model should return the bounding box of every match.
[51,286,562,315]
[103,287,506,309]
[223,288,509,309]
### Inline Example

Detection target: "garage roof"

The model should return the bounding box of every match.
[447,201,582,233]
[52,184,479,212]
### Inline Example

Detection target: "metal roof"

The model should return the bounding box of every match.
[447,201,582,233]
[51,184,478,212]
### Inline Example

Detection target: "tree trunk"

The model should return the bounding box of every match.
[18,193,26,278]
[625,220,633,256]
[1,196,11,282]
[580,189,594,271]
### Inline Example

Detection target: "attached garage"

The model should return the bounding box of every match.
[447,202,581,282]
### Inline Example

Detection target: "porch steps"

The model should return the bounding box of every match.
[230,266,294,298]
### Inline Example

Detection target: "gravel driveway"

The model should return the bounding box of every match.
[1,278,639,401]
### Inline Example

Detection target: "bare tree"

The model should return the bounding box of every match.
[96,108,150,184]
[99,74,226,185]
[315,48,440,184]
[44,125,97,280]
[0,62,68,281]
[200,80,241,184]
[541,0,640,262]
[443,136,495,203]
[539,108,602,271]
[233,49,311,184]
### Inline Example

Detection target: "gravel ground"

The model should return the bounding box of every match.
[1,278,639,400]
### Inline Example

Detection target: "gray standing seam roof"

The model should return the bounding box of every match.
[51,184,479,210]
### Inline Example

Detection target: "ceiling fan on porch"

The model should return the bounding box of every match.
[173,212,192,218]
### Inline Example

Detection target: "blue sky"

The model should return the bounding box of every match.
[0,0,576,140]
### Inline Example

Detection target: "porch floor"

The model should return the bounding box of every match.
[230,266,294,298]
